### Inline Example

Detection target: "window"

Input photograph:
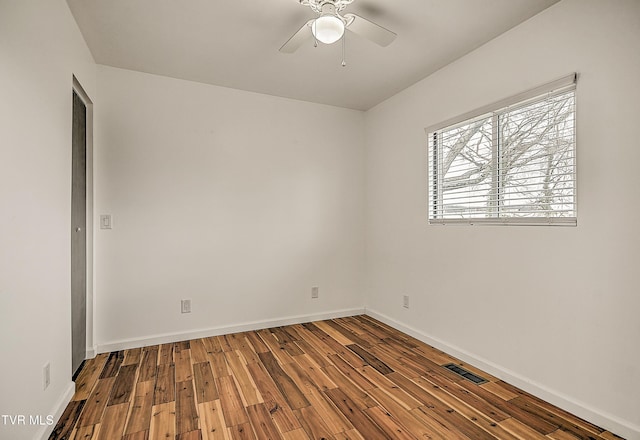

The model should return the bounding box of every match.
[427,74,577,225]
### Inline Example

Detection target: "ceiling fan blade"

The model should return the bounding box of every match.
[343,13,396,47]
[279,19,314,53]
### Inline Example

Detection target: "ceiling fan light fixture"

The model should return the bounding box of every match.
[312,15,345,44]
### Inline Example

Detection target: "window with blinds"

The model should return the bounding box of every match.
[427,74,577,225]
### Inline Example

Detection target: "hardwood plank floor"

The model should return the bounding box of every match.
[51,315,624,440]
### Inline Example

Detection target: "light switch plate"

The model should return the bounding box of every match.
[100,214,112,229]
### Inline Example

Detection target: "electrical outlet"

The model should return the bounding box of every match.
[181,299,191,314]
[403,295,409,309]
[43,362,50,390]
[311,286,319,299]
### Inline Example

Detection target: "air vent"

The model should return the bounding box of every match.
[443,363,488,384]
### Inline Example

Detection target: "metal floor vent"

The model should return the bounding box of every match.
[443,363,488,384]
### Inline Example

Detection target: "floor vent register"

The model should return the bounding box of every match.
[443,363,488,384]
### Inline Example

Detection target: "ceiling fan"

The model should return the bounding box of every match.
[280,0,397,55]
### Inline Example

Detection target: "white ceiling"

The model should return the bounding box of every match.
[66,0,559,110]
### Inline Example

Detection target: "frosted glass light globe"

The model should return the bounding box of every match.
[312,15,345,44]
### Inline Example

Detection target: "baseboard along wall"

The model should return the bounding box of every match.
[37,382,75,440]
[365,308,640,440]
[96,308,366,354]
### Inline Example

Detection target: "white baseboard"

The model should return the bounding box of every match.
[35,381,75,440]
[365,308,640,440]
[96,307,366,354]
[85,346,96,359]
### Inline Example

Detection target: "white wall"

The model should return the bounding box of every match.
[0,1,96,439]
[94,65,365,350]
[3,1,639,439]
[364,0,640,438]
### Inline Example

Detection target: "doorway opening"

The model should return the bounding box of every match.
[71,77,94,379]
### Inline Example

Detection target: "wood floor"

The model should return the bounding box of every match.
[50,315,623,440]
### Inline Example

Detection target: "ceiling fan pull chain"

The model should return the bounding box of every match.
[313,21,318,48]
[341,32,347,67]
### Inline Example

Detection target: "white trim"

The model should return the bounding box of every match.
[35,382,75,440]
[365,308,640,440]
[96,308,365,353]
[85,346,97,359]
[429,217,577,227]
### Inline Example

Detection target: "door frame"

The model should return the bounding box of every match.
[72,76,94,371]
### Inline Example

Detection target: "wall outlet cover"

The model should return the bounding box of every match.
[43,362,50,390]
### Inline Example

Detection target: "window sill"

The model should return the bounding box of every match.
[428,217,577,226]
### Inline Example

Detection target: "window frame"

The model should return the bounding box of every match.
[426,73,577,226]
